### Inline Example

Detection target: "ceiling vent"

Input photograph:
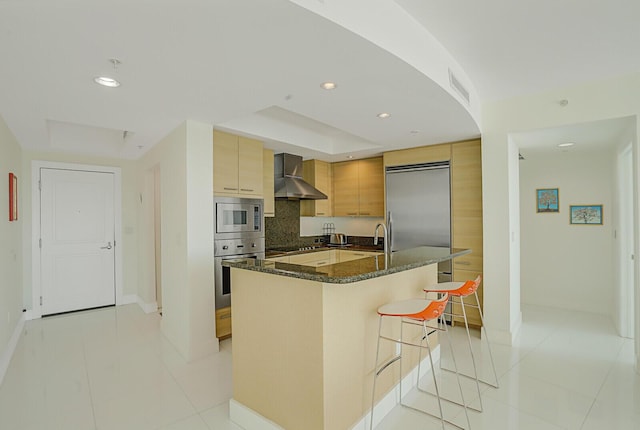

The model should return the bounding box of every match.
[448,69,470,105]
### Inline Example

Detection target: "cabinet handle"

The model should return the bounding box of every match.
[240,188,254,192]
[317,212,325,215]
[347,212,358,215]
[223,187,238,191]
[455,261,471,266]
[316,261,328,265]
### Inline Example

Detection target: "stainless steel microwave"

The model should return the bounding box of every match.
[215,197,263,239]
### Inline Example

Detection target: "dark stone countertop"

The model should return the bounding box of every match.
[223,246,471,284]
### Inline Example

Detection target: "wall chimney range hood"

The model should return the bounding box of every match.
[274,153,327,200]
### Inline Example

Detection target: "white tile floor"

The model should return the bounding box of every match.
[0,303,638,429]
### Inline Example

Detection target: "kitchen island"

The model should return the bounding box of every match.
[225,246,470,430]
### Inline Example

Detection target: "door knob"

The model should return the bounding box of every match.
[101,242,112,250]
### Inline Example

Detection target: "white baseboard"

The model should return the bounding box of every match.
[0,314,25,387]
[24,309,38,321]
[136,297,158,314]
[120,294,138,306]
[229,399,285,430]
[229,345,441,430]
[486,311,522,346]
[351,345,441,430]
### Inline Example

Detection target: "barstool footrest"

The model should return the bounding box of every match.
[416,385,482,413]
[375,355,402,377]
[439,366,499,389]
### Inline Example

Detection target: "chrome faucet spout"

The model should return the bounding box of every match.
[374,223,391,268]
[373,223,389,251]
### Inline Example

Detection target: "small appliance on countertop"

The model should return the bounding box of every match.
[329,233,347,245]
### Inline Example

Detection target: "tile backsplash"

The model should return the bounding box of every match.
[265,200,301,248]
[265,199,384,250]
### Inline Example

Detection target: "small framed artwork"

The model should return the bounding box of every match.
[536,188,559,213]
[9,172,17,221]
[570,205,603,225]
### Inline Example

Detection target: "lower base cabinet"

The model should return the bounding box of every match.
[216,307,232,339]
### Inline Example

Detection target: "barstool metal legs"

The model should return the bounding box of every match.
[442,295,499,390]
[371,314,471,430]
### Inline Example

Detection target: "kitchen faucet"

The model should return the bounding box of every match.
[373,222,390,265]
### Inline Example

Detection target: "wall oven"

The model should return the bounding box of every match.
[214,237,265,309]
[215,196,263,239]
[214,197,265,309]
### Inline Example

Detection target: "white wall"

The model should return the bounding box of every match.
[519,149,614,315]
[612,122,637,337]
[481,71,640,372]
[0,114,24,384]
[137,120,216,361]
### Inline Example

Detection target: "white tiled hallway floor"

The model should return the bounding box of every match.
[375,305,640,430]
[0,304,638,429]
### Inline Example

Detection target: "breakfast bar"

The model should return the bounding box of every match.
[225,246,470,430]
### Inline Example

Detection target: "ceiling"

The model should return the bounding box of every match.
[1,1,639,161]
[513,116,636,158]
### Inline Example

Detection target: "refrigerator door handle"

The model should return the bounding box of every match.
[387,211,393,251]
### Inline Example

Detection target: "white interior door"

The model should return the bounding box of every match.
[40,168,116,315]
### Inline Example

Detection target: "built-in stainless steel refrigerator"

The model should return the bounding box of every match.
[385,161,452,319]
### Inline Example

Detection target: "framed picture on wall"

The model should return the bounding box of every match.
[570,205,603,225]
[536,188,559,213]
[9,173,17,221]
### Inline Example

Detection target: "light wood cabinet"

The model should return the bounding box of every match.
[263,149,275,217]
[451,140,483,272]
[300,160,333,217]
[269,250,380,267]
[451,139,483,327]
[288,250,337,266]
[216,306,232,339]
[338,250,382,263]
[213,130,240,194]
[383,143,451,167]
[267,255,290,263]
[213,130,263,198]
[332,157,384,217]
[238,137,263,196]
[451,268,483,327]
[357,158,384,216]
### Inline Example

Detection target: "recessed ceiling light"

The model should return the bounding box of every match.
[94,76,120,88]
[320,82,337,90]
[347,155,354,159]
[410,130,420,134]
[557,142,575,148]
[377,112,391,119]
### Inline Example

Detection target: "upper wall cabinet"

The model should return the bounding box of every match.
[213,130,263,198]
[383,143,451,167]
[263,148,275,217]
[300,159,333,217]
[333,157,384,217]
[451,139,483,272]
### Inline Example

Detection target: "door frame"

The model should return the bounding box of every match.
[30,160,123,319]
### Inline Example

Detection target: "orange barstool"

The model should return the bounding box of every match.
[370,293,471,430]
[421,276,499,413]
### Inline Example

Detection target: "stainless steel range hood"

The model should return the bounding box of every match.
[274,153,327,200]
